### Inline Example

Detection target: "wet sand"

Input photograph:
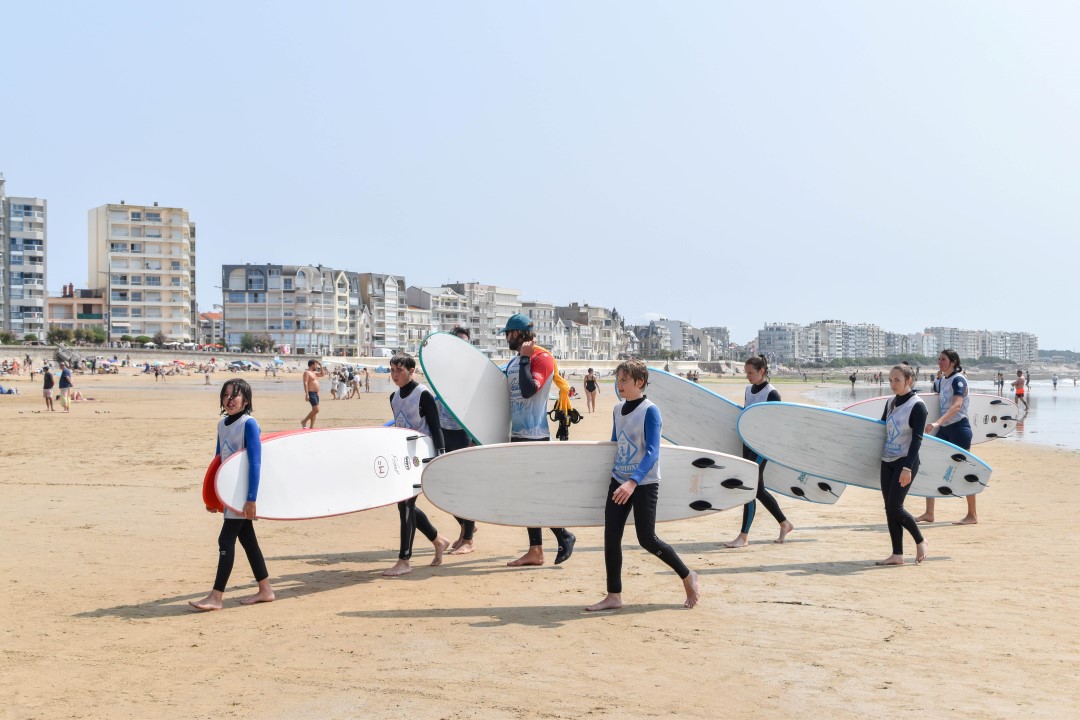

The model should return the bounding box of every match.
[1,370,1077,719]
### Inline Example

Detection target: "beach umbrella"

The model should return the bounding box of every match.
[250,360,262,367]
[273,357,284,365]
[152,361,163,366]
[174,360,187,366]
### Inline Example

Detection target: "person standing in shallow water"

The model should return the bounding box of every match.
[725,355,794,548]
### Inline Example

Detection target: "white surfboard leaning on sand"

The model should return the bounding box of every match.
[215,427,436,520]
[737,402,992,498]
[421,441,759,527]
[419,331,510,445]
[844,393,1017,443]
[644,367,847,504]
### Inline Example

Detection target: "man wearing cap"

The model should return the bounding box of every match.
[500,313,577,567]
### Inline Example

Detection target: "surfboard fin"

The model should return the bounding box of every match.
[689,500,714,511]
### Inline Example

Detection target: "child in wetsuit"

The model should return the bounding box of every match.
[189,379,274,611]
[586,360,700,611]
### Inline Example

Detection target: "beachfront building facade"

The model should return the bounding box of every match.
[46,285,106,334]
[445,282,523,356]
[406,286,469,337]
[404,304,433,354]
[925,326,1038,365]
[88,202,196,343]
[221,264,376,355]
[356,273,407,354]
[198,311,223,347]
[1,175,48,339]
[758,323,805,364]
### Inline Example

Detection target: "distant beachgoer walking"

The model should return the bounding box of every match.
[42,366,55,412]
[301,359,325,428]
[584,368,599,413]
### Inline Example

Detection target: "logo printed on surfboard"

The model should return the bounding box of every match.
[374,456,388,478]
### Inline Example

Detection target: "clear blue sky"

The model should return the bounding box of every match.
[5,2,1077,349]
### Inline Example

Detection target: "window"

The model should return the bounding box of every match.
[131,292,143,302]
[228,292,245,303]
[130,211,142,221]
[283,279,293,291]
[146,277,161,287]
[110,243,129,253]
[146,212,162,223]
[171,261,181,271]
[130,243,143,253]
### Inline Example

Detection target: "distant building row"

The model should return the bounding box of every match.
[756,320,1038,365]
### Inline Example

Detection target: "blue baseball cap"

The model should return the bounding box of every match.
[499,313,533,334]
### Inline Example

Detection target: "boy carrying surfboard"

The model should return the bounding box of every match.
[586,360,700,611]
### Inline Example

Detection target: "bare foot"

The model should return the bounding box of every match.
[915,541,928,564]
[775,520,794,544]
[875,555,905,566]
[449,540,475,556]
[240,582,275,605]
[953,516,978,526]
[585,593,624,611]
[683,571,701,608]
[723,533,748,548]
[430,536,450,566]
[507,546,544,567]
[914,514,934,523]
[383,559,413,576]
[188,590,223,611]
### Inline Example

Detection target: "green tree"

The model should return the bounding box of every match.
[88,327,107,345]
[23,333,39,342]
[134,335,152,345]
[46,327,73,345]
[253,333,276,353]
[153,332,167,346]
[240,333,256,352]
[0,331,14,344]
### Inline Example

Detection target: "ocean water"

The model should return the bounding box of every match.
[804,380,1080,452]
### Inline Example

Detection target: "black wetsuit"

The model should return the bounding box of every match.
[879,392,927,555]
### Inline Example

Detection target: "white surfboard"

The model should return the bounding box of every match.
[644,367,846,504]
[421,441,759,527]
[419,331,511,446]
[216,427,436,520]
[737,402,992,498]
[844,393,1017,443]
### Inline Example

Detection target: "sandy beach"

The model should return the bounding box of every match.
[1,369,1078,719]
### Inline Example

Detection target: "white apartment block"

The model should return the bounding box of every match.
[88,203,196,342]
[1,175,47,338]
[222,264,373,355]
[406,286,469,338]
[404,304,433,354]
[845,323,886,359]
[758,323,804,364]
[521,300,564,357]
[446,282,522,356]
[357,273,406,353]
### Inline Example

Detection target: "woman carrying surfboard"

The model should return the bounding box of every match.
[916,350,977,525]
[586,360,700,611]
[876,364,929,566]
[724,355,794,548]
[189,379,275,611]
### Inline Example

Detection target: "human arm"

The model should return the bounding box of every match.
[419,390,446,453]
[517,350,554,399]
[243,418,262,518]
[900,402,927,486]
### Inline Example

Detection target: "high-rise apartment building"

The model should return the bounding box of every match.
[88,202,196,342]
[1,174,48,338]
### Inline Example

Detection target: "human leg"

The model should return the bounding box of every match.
[631,484,698,608]
[586,480,632,611]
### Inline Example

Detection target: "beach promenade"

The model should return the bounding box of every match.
[1,370,1077,719]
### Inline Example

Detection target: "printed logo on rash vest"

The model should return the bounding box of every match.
[614,430,639,475]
